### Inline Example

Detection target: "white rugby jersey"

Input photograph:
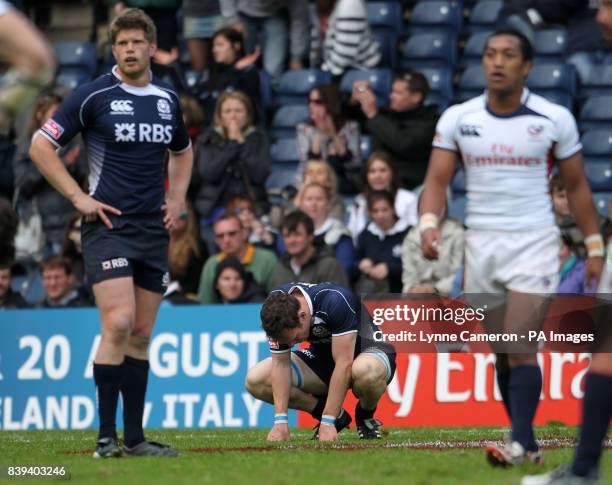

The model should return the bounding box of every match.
[434,88,581,231]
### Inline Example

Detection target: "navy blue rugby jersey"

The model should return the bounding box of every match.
[267,282,383,354]
[38,66,191,214]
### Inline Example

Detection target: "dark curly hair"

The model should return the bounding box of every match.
[260,293,301,340]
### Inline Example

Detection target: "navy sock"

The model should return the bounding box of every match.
[572,373,612,477]
[310,396,326,420]
[496,370,512,419]
[508,365,542,452]
[93,363,123,440]
[355,402,375,422]
[121,356,149,448]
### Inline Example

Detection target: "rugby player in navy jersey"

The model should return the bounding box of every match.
[522,3,612,483]
[419,28,603,469]
[29,9,193,458]
[246,282,396,441]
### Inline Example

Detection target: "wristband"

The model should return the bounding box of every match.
[585,234,604,258]
[418,212,439,234]
[320,415,336,426]
[274,413,288,424]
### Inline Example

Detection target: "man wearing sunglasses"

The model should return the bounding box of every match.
[197,212,277,303]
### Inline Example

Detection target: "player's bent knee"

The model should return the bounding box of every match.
[244,362,271,398]
[351,357,387,389]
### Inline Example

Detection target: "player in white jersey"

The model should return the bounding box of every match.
[522,2,612,483]
[0,1,55,134]
[419,28,604,469]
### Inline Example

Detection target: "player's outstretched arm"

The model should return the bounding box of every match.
[419,148,458,260]
[559,152,605,289]
[268,352,292,441]
[163,147,193,231]
[29,134,121,229]
[319,333,357,441]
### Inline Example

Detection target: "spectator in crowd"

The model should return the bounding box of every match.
[401,208,464,296]
[558,231,587,294]
[347,151,418,241]
[293,160,344,222]
[182,0,224,72]
[296,84,361,194]
[310,0,380,77]
[13,90,87,258]
[61,213,86,287]
[0,260,28,309]
[226,195,278,252]
[193,90,270,252]
[219,0,309,82]
[551,174,611,259]
[197,213,277,304]
[351,70,439,190]
[212,256,266,303]
[167,203,207,302]
[190,27,261,124]
[180,94,205,148]
[273,210,349,287]
[298,182,355,279]
[39,255,91,308]
[356,190,410,294]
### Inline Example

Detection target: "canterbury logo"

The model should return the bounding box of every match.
[110,100,134,114]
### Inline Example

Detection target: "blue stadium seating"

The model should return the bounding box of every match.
[582,130,612,161]
[361,135,373,160]
[420,66,454,101]
[184,70,203,88]
[451,168,466,193]
[533,28,567,62]
[580,96,612,131]
[526,63,576,110]
[266,163,299,190]
[466,0,502,34]
[584,161,612,191]
[56,68,92,89]
[271,105,309,140]
[580,65,612,98]
[448,195,467,221]
[536,91,573,111]
[367,1,404,36]
[274,69,332,106]
[460,31,492,67]
[372,29,399,68]
[592,192,612,217]
[425,93,450,112]
[406,1,463,35]
[401,31,457,68]
[340,69,393,105]
[457,65,485,101]
[270,138,300,163]
[54,41,98,77]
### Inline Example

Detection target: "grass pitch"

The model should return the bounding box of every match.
[1,425,610,484]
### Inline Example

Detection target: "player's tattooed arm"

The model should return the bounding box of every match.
[268,352,292,441]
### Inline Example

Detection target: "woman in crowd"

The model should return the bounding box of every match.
[226,195,278,252]
[292,160,344,222]
[212,256,266,304]
[298,182,355,278]
[347,151,418,242]
[190,27,261,124]
[356,190,410,293]
[296,84,361,194]
[193,90,270,253]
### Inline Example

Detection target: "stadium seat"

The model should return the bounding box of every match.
[457,65,485,101]
[184,70,203,88]
[367,1,403,36]
[533,28,567,62]
[271,105,309,140]
[53,41,98,78]
[266,162,299,190]
[56,68,92,90]
[270,138,300,163]
[400,31,457,68]
[448,195,467,222]
[466,0,502,34]
[460,31,492,68]
[425,92,450,112]
[580,96,612,131]
[535,91,573,111]
[526,64,576,95]
[580,65,612,98]
[419,66,454,101]
[340,69,393,105]
[274,69,332,106]
[406,1,463,35]
[451,168,466,193]
[584,161,612,191]
[581,130,612,161]
[592,192,612,217]
[361,135,373,160]
[372,29,399,68]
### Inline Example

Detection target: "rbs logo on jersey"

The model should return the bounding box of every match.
[114,122,173,143]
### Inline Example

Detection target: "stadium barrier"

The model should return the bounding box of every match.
[1,306,588,430]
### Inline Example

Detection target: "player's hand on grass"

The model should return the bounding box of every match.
[585,256,604,291]
[421,227,442,260]
[267,423,290,441]
[73,192,121,229]
[317,423,337,442]
[162,198,186,232]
